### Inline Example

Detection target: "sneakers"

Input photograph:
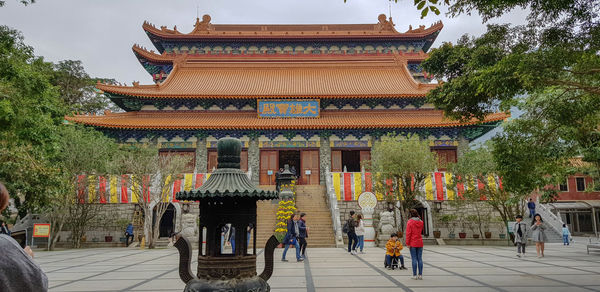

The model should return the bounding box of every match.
[297,258,304,262]
[386,267,392,270]
[411,276,418,280]
[359,251,365,254]
[350,250,357,255]
[281,259,288,262]
[516,253,521,258]
[417,275,423,280]
[400,266,407,270]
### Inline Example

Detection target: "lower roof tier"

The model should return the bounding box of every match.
[66,110,508,130]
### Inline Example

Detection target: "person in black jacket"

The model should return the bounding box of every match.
[282,214,303,262]
[347,211,359,255]
[298,213,308,257]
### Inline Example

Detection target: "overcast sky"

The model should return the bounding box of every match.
[0,0,528,84]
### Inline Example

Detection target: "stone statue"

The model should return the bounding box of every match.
[180,204,197,241]
[378,210,396,246]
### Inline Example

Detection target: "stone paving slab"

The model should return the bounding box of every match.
[34,237,600,291]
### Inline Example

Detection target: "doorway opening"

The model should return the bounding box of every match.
[413,201,430,237]
[153,203,176,238]
[279,150,300,175]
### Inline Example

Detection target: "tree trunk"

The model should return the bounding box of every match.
[144,207,153,248]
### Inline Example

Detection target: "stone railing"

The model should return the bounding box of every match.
[324,167,344,247]
[536,199,565,237]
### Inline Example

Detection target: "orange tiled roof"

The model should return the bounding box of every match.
[98,54,437,99]
[65,110,509,130]
[142,14,443,40]
[132,44,431,63]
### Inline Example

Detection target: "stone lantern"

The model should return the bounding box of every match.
[174,138,279,292]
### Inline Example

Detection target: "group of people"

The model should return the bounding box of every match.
[0,182,48,292]
[281,212,308,262]
[346,208,425,280]
[513,211,571,258]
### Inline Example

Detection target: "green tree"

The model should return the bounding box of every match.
[51,60,120,114]
[119,146,190,248]
[370,134,437,231]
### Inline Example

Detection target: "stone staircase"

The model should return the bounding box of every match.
[295,185,336,248]
[255,185,279,249]
[254,184,336,248]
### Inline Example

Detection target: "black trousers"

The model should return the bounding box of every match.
[298,237,307,256]
[125,234,134,246]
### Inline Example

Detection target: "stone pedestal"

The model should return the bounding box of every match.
[358,192,377,247]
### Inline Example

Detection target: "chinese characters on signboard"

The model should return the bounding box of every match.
[257,99,319,118]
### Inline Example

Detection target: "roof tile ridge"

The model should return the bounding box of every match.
[132,44,169,61]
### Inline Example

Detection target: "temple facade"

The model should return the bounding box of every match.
[67,14,507,187]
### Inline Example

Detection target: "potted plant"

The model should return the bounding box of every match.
[482,217,491,239]
[457,216,467,239]
[440,214,457,239]
[495,217,507,239]
[116,218,130,244]
[466,215,480,239]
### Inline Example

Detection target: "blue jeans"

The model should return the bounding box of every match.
[385,254,404,267]
[409,247,423,276]
[282,238,301,260]
[529,208,536,218]
[357,235,364,251]
[563,234,570,245]
[347,231,358,252]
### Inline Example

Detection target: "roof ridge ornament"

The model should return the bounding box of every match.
[376,14,397,33]
[192,14,212,33]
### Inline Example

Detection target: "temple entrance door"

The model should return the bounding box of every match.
[279,150,300,176]
[154,203,176,238]
[259,150,278,185]
[300,150,320,185]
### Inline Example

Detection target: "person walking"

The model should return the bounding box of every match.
[527,198,536,218]
[345,211,359,255]
[356,214,365,254]
[562,224,571,246]
[0,182,48,292]
[298,213,308,258]
[125,223,134,246]
[282,214,303,262]
[406,209,424,280]
[531,214,547,257]
[513,215,528,257]
[0,220,11,235]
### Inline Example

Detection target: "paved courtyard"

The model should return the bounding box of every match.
[37,238,600,292]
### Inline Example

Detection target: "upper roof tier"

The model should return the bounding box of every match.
[65,110,509,130]
[98,53,437,99]
[143,14,443,53]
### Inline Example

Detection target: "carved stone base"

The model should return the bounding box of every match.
[184,276,269,292]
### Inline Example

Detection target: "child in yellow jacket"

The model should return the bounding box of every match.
[385,233,406,270]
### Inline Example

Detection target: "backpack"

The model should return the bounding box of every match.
[342,221,349,233]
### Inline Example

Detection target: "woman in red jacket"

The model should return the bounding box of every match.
[405,209,424,280]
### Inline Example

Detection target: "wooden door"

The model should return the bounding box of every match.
[331,150,342,172]
[260,150,278,185]
[433,149,457,170]
[359,150,371,171]
[207,150,218,173]
[241,150,248,172]
[300,150,320,185]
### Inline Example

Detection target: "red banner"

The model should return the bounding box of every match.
[77,175,86,203]
[434,172,444,201]
[121,175,129,203]
[98,176,107,204]
[343,173,352,201]
[195,174,204,188]
[172,179,182,203]
[365,172,372,192]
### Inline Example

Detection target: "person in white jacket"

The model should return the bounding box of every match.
[355,214,366,253]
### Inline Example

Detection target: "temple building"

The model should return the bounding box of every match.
[68,14,506,185]
[66,14,510,246]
